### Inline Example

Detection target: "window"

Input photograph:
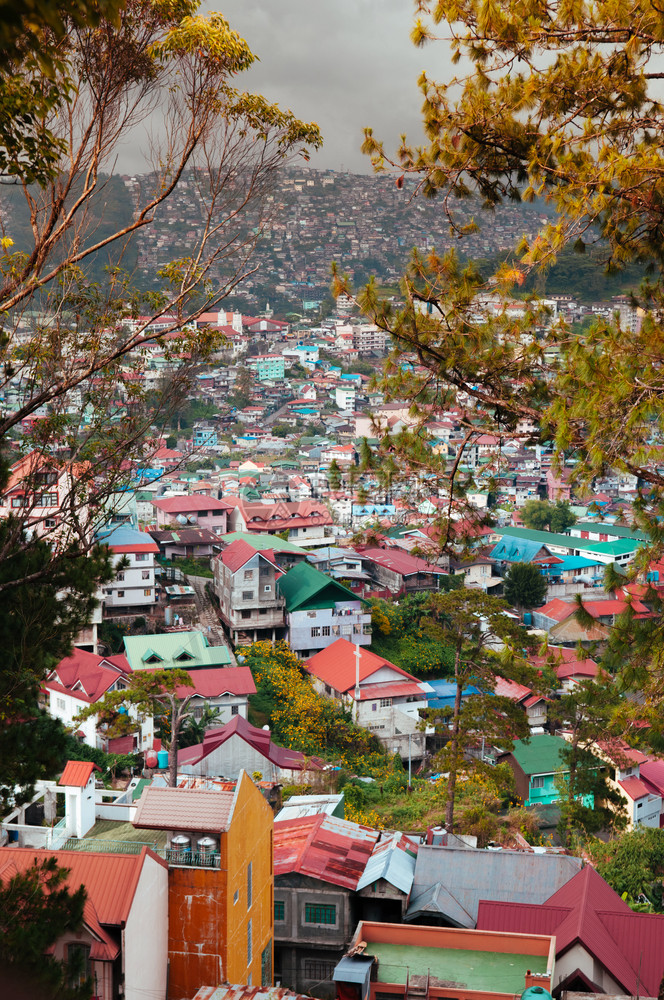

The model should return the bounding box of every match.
[40,492,58,505]
[304,903,336,925]
[322,625,330,637]
[117,572,125,581]
[244,570,254,580]
[363,624,372,635]
[274,900,285,921]
[67,943,91,988]
[304,960,336,981]
[311,627,321,637]
[11,497,25,507]
[57,697,66,711]
[135,553,148,561]
[142,570,150,579]
[353,623,362,635]
[264,584,272,593]
[144,589,152,597]
[531,775,545,789]
[247,918,252,966]
[241,609,251,619]
[242,590,254,600]
[372,703,377,712]
[231,705,239,716]
[117,590,125,598]
[324,684,332,695]
[36,471,57,486]
[332,625,340,636]
[247,861,252,909]
[379,698,392,708]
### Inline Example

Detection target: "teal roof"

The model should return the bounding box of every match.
[490,537,552,563]
[277,560,360,612]
[510,733,599,776]
[219,531,308,555]
[124,631,230,671]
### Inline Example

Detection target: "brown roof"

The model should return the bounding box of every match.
[133,786,235,831]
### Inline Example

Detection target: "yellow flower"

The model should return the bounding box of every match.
[0,237,14,249]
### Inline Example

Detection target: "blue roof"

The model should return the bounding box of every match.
[427,680,481,709]
[546,554,604,577]
[96,524,155,547]
[490,536,552,563]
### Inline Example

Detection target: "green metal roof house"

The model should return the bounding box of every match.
[277,561,372,657]
[497,733,600,808]
[123,630,231,671]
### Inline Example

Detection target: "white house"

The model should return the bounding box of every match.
[97,524,159,611]
[305,638,432,759]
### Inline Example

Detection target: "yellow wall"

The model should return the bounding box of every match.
[224,770,274,987]
[167,772,274,1000]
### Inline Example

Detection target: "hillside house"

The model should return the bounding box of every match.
[277,561,371,657]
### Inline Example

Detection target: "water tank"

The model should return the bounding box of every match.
[523,612,533,626]
[171,834,191,858]
[157,749,169,769]
[164,605,173,626]
[522,989,552,1000]
[197,836,218,861]
[145,749,159,768]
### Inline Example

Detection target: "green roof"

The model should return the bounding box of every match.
[499,525,642,556]
[573,521,648,541]
[277,560,360,612]
[124,630,230,671]
[219,531,308,554]
[510,733,599,776]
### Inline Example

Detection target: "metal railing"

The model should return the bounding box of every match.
[62,838,221,868]
[165,849,221,868]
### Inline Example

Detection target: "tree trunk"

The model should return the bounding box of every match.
[169,703,179,789]
[445,661,464,832]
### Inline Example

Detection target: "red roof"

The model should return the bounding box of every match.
[177,715,322,771]
[640,758,664,795]
[46,649,130,704]
[306,638,419,694]
[493,676,533,703]
[172,666,256,699]
[220,539,280,574]
[273,814,379,889]
[0,848,165,928]
[618,776,652,800]
[58,760,101,787]
[152,496,232,513]
[357,680,427,701]
[536,597,650,621]
[359,547,447,577]
[477,865,664,996]
[596,738,649,767]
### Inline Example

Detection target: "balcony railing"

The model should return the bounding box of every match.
[165,849,221,868]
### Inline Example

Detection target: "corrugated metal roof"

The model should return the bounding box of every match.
[133,786,235,832]
[477,865,664,997]
[58,760,100,787]
[0,847,160,927]
[193,986,311,1000]
[274,814,379,890]
[356,832,418,894]
[406,844,582,926]
[276,793,344,822]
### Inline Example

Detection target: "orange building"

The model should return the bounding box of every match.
[133,770,273,1000]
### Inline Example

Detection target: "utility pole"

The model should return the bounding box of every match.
[354,643,361,722]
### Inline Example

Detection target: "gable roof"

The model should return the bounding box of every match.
[507,733,600,776]
[59,760,101,787]
[277,560,358,612]
[46,649,130,704]
[359,547,447,577]
[274,814,380,890]
[356,832,418,895]
[218,531,308,555]
[406,844,582,927]
[476,865,664,996]
[305,638,419,694]
[176,714,321,771]
[220,539,280,574]
[96,524,159,553]
[152,496,233,513]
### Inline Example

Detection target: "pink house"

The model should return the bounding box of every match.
[151,496,232,531]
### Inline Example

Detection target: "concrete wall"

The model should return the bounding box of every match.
[124,852,169,1000]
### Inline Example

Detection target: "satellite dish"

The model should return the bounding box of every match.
[176,514,188,524]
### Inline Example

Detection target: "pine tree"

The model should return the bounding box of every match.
[503,562,548,615]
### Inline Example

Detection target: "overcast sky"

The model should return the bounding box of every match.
[201,0,445,175]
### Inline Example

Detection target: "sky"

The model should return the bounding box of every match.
[195,0,445,176]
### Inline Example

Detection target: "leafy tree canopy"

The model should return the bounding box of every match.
[503,562,548,612]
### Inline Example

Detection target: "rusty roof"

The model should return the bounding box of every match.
[274,814,379,890]
[193,988,311,1000]
[133,786,235,832]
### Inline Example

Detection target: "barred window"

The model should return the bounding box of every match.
[304,903,336,925]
